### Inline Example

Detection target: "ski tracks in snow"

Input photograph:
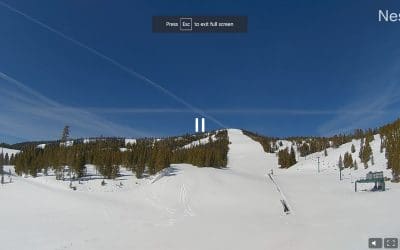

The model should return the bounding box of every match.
[144,190,177,227]
[180,183,195,217]
[146,180,195,227]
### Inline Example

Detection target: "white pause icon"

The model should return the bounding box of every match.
[195,118,205,133]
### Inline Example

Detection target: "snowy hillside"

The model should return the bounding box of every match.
[124,138,136,145]
[182,134,216,148]
[291,134,391,180]
[0,129,398,250]
[276,139,295,151]
[0,146,19,156]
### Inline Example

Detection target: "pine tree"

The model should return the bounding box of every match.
[12,130,229,180]
[380,119,400,181]
[153,143,170,172]
[338,155,343,170]
[359,140,372,168]
[0,152,4,184]
[148,147,157,175]
[290,146,297,166]
[72,151,86,178]
[4,153,9,165]
[351,144,356,153]
[343,152,353,168]
[277,147,296,168]
[61,125,70,142]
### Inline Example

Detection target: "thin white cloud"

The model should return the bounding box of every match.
[0,0,226,128]
[318,80,400,136]
[0,72,149,141]
[83,107,390,115]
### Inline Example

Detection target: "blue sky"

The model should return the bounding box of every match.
[1,0,400,143]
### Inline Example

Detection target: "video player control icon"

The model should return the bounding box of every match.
[384,238,398,248]
[369,238,383,248]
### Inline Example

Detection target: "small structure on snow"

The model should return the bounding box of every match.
[355,171,385,192]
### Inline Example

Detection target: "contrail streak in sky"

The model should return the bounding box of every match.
[0,1,227,128]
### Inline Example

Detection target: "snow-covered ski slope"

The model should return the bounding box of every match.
[0,146,19,156]
[182,134,216,148]
[291,134,391,178]
[0,129,399,250]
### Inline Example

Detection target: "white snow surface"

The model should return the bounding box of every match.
[125,138,136,145]
[0,129,399,250]
[0,147,19,156]
[60,140,73,147]
[182,134,216,149]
